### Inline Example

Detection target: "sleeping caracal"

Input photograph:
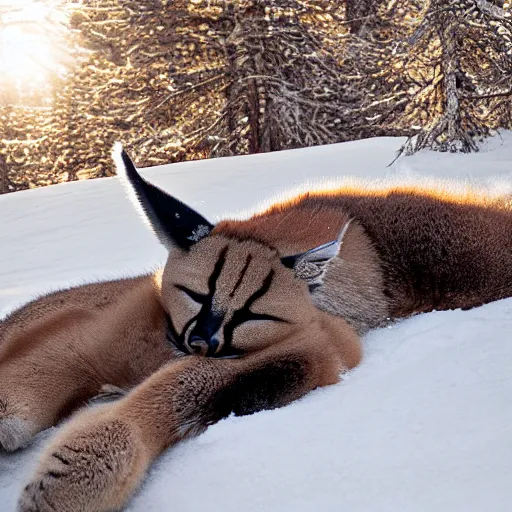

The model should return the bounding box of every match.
[1,145,511,511]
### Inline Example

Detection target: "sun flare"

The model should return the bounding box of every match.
[0,0,76,103]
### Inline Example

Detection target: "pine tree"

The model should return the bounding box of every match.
[217,0,349,154]
[2,0,512,192]
[403,0,512,153]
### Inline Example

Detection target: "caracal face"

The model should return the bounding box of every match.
[161,235,323,357]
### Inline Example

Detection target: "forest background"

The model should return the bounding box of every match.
[0,0,511,194]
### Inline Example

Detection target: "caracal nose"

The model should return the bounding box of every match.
[189,336,209,355]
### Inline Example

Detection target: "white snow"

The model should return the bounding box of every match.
[1,133,512,511]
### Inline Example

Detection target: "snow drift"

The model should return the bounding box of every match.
[1,134,512,511]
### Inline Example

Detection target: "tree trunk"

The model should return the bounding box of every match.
[442,21,463,149]
[408,5,479,154]
[0,154,8,194]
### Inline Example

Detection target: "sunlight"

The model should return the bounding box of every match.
[0,0,75,103]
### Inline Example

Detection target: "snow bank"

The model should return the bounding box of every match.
[1,134,512,511]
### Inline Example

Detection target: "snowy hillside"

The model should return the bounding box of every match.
[1,135,512,511]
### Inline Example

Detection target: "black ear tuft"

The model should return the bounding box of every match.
[114,143,214,250]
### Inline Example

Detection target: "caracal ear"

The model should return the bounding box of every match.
[113,143,214,250]
[281,220,352,288]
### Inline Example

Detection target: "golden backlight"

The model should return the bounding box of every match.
[0,0,76,103]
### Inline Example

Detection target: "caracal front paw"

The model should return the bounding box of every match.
[18,409,149,512]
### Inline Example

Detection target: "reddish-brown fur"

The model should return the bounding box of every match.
[218,185,512,317]
[2,165,511,511]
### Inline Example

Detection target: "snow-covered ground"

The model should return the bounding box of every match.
[1,134,512,511]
